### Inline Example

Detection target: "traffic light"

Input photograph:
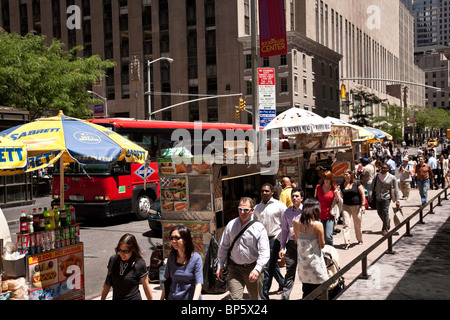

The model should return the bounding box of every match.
[234,109,240,119]
[238,98,246,111]
[340,84,347,99]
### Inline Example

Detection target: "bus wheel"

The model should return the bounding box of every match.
[136,194,152,220]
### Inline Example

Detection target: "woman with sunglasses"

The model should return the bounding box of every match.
[161,225,203,300]
[101,233,153,300]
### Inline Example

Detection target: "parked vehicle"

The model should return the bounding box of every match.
[52,118,253,221]
[148,197,161,233]
[428,138,438,147]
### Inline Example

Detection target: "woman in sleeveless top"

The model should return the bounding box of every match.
[293,198,329,299]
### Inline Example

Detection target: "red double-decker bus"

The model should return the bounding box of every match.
[51,118,254,220]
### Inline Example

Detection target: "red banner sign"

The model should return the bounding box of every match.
[259,0,287,58]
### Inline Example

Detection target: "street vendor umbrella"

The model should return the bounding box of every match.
[264,107,331,136]
[364,127,393,141]
[0,136,27,172]
[0,110,148,205]
[352,126,379,143]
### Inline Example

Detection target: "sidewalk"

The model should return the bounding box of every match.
[95,186,449,300]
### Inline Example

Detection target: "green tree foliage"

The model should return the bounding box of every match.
[0,31,115,119]
[373,104,405,141]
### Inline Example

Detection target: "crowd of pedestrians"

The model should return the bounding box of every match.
[102,140,450,301]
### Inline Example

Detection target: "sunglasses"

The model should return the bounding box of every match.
[118,249,131,254]
[169,236,182,241]
[238,207,252,213]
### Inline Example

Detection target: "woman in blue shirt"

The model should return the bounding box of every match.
[161,225,203,300]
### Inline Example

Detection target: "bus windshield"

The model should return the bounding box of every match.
[53,162,130,176]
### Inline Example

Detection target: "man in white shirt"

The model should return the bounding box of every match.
[253,183,287,300]
[216,197,270,300]
[427,151,438,189]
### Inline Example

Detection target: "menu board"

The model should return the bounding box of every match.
[162,221,210,261]
[323,125,353,148]
[158,157,212,176]
[160,177,188,212]
[27,243,84,300]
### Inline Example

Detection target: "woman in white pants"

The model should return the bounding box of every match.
[339,170,366,250]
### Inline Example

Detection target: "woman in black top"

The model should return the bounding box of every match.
[101,233,153,300]
[340,170,366,250]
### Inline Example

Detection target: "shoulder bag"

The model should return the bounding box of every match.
[330,187,343,217]
[220,220,257,281]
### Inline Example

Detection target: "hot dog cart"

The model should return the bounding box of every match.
[157,147,274,261]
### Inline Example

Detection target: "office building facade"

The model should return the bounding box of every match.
[0,0,424,124]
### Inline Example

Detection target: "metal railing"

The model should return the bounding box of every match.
[304,187,449,300]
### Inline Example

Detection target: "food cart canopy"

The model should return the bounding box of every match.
[264,107,331,136]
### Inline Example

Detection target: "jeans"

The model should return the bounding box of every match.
[321,217,335,246]
[261,238,284,300]
[376,199,391,233]
[416,179,430,205]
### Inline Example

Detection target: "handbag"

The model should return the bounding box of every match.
[330,189,343,217]
[220,220,257,281]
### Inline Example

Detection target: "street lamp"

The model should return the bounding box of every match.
[87,90,108,118]
[146,57,174,120]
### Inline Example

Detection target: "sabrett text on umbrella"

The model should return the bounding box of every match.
[28,150,61,169]
[0,147,25,162]
[9,128,61,140]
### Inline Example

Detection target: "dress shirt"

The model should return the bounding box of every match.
[217,216,270,273]
[279,205,302,250]
[427,156,437,170]
[253,197,287,238]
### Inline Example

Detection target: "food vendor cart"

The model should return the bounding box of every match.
[275,124,357,198]
[157,147,274,261]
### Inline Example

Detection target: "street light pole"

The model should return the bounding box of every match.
[146,57,174,120]
[87,90,108,118]
[251,0,259,132]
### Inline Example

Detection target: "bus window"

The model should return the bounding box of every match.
[110,162,131,175]
[125,132,158,161]
[54,162,111,175]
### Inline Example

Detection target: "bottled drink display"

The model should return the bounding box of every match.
[16,204,81,255]
[19,210,27,234]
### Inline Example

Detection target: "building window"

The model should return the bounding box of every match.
[245,54,252,69]
[280,77,288,92]
[280,54,287,65]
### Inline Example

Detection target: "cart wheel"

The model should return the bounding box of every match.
[136,194,152,220]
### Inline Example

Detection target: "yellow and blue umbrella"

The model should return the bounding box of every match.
[0,136,27,172]
[0,111,148,207]
[0,110,147,174]
[353,126,380,143]
[364,127,393,141]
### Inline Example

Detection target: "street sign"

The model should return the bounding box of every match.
[258,68,276,128]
